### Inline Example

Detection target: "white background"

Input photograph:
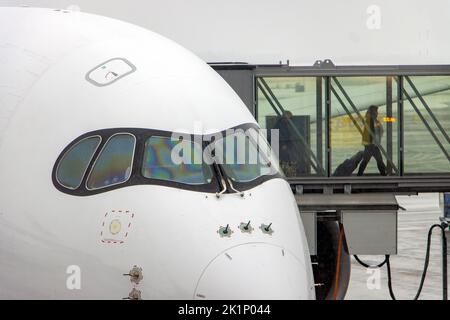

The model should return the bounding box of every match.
[1,0,450,65]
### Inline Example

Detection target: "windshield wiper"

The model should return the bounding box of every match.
[227,177,245,197]
[213,161,244,198]
[205,142,245,198]
[213,162,228,198]
[216,177,227,198]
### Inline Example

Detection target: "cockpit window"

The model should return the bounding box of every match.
[142,136,213,185]
[86,133,136,190]
[56,136,101,189]
[53,124,281,196]
[212,129,279,183]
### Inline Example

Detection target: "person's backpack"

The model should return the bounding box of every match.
[332,151,364,176]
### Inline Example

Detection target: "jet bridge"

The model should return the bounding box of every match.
[212,61,450,193]
[212,61,450,299]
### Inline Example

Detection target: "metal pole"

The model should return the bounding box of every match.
[386,77,393,175]
[253,74,258,120]
[316,77,323,171]
[325,77,331,177]
[442,223,448,300]
[397,76,404,176]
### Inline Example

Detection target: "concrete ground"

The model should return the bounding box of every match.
[346,193,449,300]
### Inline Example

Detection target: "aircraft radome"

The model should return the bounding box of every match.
[0,7,314,300]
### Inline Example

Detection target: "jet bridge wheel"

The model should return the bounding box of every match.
[313,220,351,300]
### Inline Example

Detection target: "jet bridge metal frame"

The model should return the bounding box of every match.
[211,60,450,194]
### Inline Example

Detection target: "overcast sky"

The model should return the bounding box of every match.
[2,0,450,65]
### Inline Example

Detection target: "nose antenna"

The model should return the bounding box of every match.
[227,178,245,197]
[260,223,274,235]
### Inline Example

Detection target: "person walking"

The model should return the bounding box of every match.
[273,111,296,164]
[357,105,387,176]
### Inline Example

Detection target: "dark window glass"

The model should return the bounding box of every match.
[56,136,101,189]
[212,129,279,183]
[142,136,213,185]
[86,134,135,190]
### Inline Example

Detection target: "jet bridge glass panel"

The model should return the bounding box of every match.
[254,72,450,181]
[403,76,450,173]
[330,76,399,176]
[256,77,327,177]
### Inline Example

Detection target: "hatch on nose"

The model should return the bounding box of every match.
[194,243,315,300]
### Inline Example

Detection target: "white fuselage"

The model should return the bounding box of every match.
[0,7,314,299]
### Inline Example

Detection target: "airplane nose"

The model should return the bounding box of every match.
[194,243,315,300]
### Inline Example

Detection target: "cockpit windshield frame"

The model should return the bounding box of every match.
[52,123,282,196]
[205,124,281,185]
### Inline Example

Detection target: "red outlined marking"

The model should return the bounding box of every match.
[101,239,125,244]
[100,210,134,245]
